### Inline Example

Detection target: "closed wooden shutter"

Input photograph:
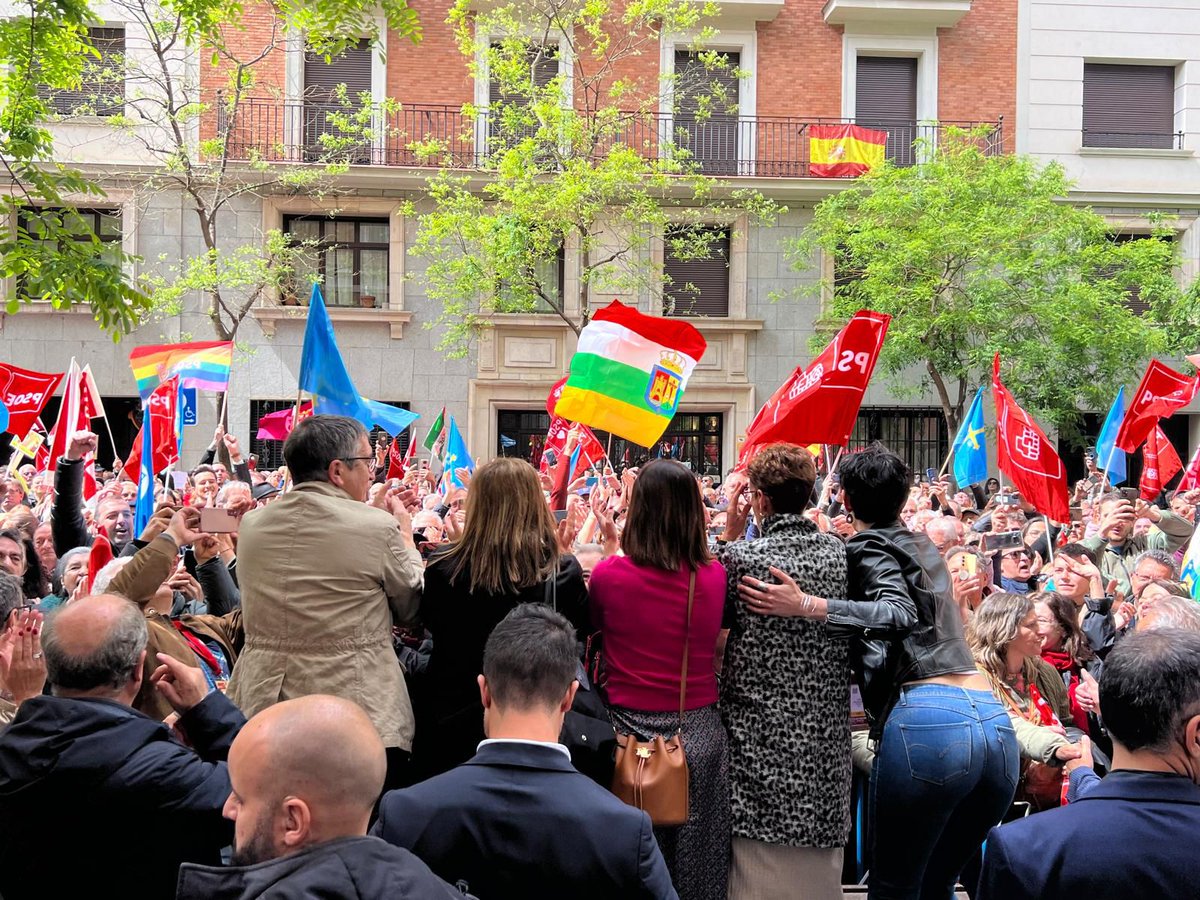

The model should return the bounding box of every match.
[1083,64,1175,149]
[674,51,740,176]
[304,39,372,100]
[1108,231,1176,315]
[42,26,125,115]
[489,45,559,106]
[855,56,917,165]
[664,227,730,317]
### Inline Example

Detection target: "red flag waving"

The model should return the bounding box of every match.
[386,435,407,481]
[1140,425,1183,500]
[123,377,180,483]
[739,310,890,464]
[0,364,64,440]
[1116,360,1198,453]
[992,355,1070,522]
[1179,445,1200,491]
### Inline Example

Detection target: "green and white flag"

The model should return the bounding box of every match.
[423,407,446,452]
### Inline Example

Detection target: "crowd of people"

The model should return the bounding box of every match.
[0,414,1198,899]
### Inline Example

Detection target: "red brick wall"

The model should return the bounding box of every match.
[386,0,472,106]
[937,0,1017,151]
[756,0,843,120]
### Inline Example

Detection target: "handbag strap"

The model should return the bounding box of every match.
[678,570,695,730]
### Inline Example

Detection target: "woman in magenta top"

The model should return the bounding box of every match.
[589,458,729,900]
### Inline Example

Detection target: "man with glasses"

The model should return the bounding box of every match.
[229,415,423,790]
[998,546,1037,594]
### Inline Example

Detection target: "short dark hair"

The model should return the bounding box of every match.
[746,443,816,515]
[482,603,577,712]
[839,442,910,525]
[0,572,24,623]
[43,599,147,692]
[1100,628,1200,753]
[283,415,367,485]
[622,459,711,571]
[191,464,216,479]
[1058,542,1098,567]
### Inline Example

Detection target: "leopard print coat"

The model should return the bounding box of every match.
[718,513,852,849]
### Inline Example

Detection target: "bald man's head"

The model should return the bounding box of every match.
[43,593,147,700]
[224,695,386,866]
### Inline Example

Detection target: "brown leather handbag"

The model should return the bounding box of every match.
[610,571,694,826]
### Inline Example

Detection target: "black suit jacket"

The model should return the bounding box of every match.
[372,741,678,900]
[978,770,1200,899]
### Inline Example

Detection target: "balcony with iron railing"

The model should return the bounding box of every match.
[217,97,1003,178]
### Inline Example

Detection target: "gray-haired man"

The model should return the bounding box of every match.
[0,594,244,900]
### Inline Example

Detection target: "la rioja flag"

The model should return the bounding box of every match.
[739,310,890,464]
[1140,425,1183,500]
[992,354,1070,523]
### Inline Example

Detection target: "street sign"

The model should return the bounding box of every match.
[180,387,198,426]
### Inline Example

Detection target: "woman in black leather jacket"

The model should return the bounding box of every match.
[738,443,1019,900]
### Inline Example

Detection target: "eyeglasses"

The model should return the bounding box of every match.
[342,456,378,474]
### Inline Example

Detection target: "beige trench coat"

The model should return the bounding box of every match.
[227,481,423,749]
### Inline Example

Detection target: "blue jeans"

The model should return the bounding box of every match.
[868,684,1018,900]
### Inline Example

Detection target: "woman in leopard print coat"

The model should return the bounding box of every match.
[717,444,851,900]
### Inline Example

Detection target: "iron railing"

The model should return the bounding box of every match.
[217,98,1004,178]
[1081,129,1185,150]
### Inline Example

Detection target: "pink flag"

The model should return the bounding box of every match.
[256,402,313,441]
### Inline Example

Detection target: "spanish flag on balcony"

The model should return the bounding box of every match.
[809,124,888,178]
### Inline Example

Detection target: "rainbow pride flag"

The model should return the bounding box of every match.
[129,340,234,399]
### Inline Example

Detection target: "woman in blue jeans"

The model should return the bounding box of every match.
[738,442,1019,899]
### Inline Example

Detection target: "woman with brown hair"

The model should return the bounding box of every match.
[416,457,588,777]
[589,458,729,900]
[716,443,851,900]
[1034,590,1097,733]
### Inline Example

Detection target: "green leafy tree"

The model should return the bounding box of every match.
[409,0,781,357]
[0,0,421,335]
[792,131,1196,441]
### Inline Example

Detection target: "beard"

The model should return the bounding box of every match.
[230,815,277,867]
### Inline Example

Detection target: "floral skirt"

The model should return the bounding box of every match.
[609,702,731,900]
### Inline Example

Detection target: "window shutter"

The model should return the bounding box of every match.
[1083,64,1175,149]
[664,227,730,317]
[489,45,559,106]
[304,39,373,100]
[42,26,125,115]
[855,56,917,165]
[674,51,741,176]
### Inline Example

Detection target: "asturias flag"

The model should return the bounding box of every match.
[1095,387,1127,486]
[809,124,888,178]
[950,386,988,488]
[440,416,474,489]
[555,300,706,448]
[298,284,419,437]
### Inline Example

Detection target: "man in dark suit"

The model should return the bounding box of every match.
[373,603,678,899]
[978,628,1200,899]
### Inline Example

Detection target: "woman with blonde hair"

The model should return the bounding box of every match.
[415,457,587,777]
[969,592,1081,811]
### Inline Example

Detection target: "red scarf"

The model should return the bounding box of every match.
[171,620,221,675]
[1041,649,1089,732]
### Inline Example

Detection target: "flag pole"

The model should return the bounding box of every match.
[1043,514,1054,564]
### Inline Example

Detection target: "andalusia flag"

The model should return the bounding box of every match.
[555,300,706,448]
[809,124,888,178]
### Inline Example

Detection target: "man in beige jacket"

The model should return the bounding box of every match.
[228,415,422,787]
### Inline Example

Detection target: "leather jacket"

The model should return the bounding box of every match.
[826,522,976,736]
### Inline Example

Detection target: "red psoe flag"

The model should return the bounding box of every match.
[1140,425,1183,500]
[992,354,1070,522]
[0,364,64,440]
[738,310,890,465]
[386,435,407,481]
[123,377,180,483]
[1116,360,1198,453]
[1178,445,1200,491]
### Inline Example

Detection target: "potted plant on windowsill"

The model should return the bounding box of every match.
[280,276,300,306]
[358,293,377,309]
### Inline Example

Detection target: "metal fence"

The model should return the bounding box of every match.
[218,98,1004,178]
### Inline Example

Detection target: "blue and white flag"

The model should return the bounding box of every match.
[441,416,475,489]
[133,404,156,535]
[1095,387,1127,486]
[951,387,988,488]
